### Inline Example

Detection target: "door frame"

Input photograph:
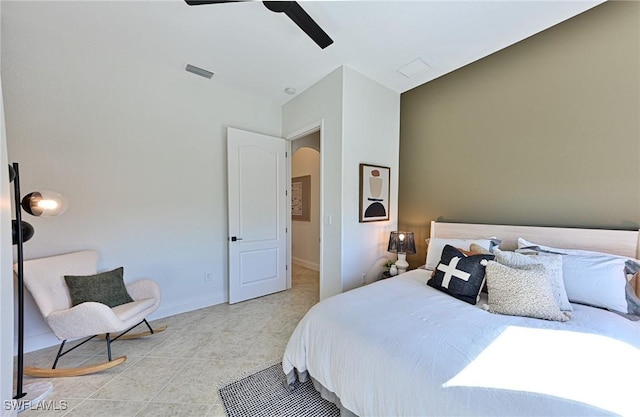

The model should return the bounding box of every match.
[284,120,324,293]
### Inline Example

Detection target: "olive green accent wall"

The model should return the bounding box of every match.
[399,1,640,268]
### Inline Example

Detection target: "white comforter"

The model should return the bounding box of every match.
[283,269,640,416]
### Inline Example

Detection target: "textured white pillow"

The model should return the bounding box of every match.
[425,238,498,270]
[517,238,634,313]
[485,261,571,322]
[494,248,572,312]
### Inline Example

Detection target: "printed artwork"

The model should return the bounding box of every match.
[359,164,390,222]
[292,181,303,216]
[291,175,310,221]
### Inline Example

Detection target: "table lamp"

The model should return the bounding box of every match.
[387,231,416,274]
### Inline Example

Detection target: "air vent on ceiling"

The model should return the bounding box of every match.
[185,64,214,79]
[397,58,430,79]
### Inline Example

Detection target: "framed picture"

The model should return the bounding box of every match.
[359,163,390,222]
[291,175,311,222]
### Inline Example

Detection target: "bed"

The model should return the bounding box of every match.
[282,222,640,416]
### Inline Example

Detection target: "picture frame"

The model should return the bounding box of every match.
[359,163,390,222]
[291,175,311,222]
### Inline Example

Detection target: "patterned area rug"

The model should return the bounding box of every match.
[219,363,340,417]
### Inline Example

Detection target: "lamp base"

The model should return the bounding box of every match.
[14,381,54,413]
[395,252,409,274]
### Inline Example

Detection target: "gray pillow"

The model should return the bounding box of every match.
[65,267,133,308]
[494,248,572,312]
[517,238,639,314]
[625,276,640,317]
[485,261,571,322]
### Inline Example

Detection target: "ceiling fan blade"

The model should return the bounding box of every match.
[264,1,333,49]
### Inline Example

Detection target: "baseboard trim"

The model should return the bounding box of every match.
[22,294,228,354]
[292,257,319,271]
[148,294,227,321]
[22,332,60,355]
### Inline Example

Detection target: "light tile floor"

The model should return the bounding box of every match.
[15,264,319,417]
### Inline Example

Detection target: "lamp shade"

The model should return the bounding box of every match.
[11,220,34,245]
[21,191,68,217]
[387,231,416,254]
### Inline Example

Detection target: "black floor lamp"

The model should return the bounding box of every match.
[9,162,67,412]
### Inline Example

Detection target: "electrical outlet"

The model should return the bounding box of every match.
[361,273,366,284]
[204,272,212,282]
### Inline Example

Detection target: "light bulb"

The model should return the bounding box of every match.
[21,191,68,217]
[37,199,59,210]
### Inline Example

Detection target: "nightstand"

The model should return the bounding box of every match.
[382,270,400,279]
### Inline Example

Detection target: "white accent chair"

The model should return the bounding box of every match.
[21,250,162,376]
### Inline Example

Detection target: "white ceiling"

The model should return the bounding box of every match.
[2,0,604,105]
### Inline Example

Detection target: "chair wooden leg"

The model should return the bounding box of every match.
[25,356,127,378]
[27,336,126,378]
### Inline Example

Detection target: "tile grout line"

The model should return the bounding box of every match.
[17,266,319,417]
[143,357,192,407]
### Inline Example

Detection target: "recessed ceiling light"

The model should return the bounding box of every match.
[397,58,430,79]
[284,87,297,95]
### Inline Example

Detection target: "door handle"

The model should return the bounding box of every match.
[230,236,243,242]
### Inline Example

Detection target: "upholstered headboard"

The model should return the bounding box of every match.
[430,221,640,259]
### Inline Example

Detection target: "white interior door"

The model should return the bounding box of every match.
[227,127,287,304]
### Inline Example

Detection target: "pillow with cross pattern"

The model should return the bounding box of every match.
[427,244,495,304]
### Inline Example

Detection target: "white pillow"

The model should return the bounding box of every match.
[494,248,572,312]
[518,238,628,259]
[484,261,571,322]
[517,238,636,313]
[425,237,498,271]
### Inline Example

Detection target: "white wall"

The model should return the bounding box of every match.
[341,67,400,290]
[283,66,400,297]
[0,84,16,417]
[0,0,18,410]
[1,5,281,352]
[2,8,400,356]
[291,146,320,270]
[283,68,343,299]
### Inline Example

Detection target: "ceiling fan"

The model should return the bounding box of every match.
[185,1,334,49]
